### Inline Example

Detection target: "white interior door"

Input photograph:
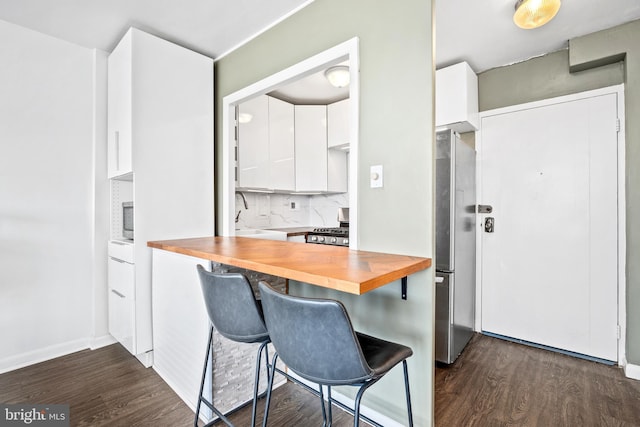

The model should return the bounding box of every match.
[479,90,619,362]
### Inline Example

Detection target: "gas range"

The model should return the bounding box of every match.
[305,226,349,247]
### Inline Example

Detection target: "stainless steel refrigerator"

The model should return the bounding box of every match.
[435,129,476,364]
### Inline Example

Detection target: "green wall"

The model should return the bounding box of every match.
[214,0,435,425]
[479,49,624,111]
[478,19,640,367]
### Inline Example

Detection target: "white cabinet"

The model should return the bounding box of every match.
[107,27,214,364]
[295,105,328,192]
[328,150,348,193]
[436,61,479,132]
[107,32,133,178]
[238,95,295,192]
[327,99,349,149]
[327,98,349,193]
[238,96,270,189]
[268,97,295,191]
[108,254,135,354]
[237,98,347,194]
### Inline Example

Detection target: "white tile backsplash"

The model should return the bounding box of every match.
[235,192,348,229]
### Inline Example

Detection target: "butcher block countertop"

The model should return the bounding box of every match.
[147,236,431,295]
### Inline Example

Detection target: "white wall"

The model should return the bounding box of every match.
[0,20,109,372]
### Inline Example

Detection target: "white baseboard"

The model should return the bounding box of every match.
[89,334,117,350]
[624,362,640,380]
[0,338,90,374]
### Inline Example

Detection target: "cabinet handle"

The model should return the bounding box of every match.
[109,257,126,264]
[111,289,126,298]
[115,131,120,171]
[111,241,126,246]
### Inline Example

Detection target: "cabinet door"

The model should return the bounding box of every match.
[107,33,133,178]
[238,95,269,189]
[327,99,349,148]
[435,62,479,132]
[327,150,348,193]
[269,97,295,191]
[108,256,135,353]
[295,105,327,192]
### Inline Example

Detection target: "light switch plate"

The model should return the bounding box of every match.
[370,165,383,188]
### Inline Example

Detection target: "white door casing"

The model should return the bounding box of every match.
[477,86,625,362]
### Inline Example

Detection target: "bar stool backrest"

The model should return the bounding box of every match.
[258,281,373,386]
[197,265,269,343]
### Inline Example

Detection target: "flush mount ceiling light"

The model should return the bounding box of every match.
[514,0,561,29]
[324,65,350,88]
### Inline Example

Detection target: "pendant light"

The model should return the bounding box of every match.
[514,0,561,29]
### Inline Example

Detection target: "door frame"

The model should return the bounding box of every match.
[475,84,626,364]
[221,37,360,247]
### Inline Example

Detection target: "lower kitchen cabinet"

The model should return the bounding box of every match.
[107,254,135,354]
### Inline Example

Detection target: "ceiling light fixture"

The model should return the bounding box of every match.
[324,65,350,88]
[513,0,561,30]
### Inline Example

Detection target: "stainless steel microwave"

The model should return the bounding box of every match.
[122,201,134,240]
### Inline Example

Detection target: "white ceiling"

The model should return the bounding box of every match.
[436,0,640,73]
[0,0,311,59]
[1,0,639,76]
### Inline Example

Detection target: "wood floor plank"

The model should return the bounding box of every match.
[435,334,640,427]
[0,343,356,426]
[0,344,194,427]
[2,334,639,426]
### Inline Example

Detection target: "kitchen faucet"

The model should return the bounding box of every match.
[235,191,248,223]
[236,191,248,209]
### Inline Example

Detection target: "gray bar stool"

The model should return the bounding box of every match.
[258,281,414,427]
[195,264,271,427]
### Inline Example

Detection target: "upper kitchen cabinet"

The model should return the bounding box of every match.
[237,97,347,194]
[295,105,328,192]
[107,31,133,178]
[237,95,295,192]
[238,95,270,189]
[436,62,479,132]
[268,97,295,192]
[327,98,350,149]
[106,28,214,364]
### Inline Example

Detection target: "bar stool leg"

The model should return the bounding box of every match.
[251,341,269,427]
[327,386,333,427]
[194,327,214,427]
[403,360,414,427]
[262,353,278,427]
[319,385,327,427]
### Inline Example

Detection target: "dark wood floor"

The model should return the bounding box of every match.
[2,335,639,426]
[435,334,640,426]
[0,343,353,426]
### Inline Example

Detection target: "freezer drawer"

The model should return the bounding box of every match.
[435,272,474,364]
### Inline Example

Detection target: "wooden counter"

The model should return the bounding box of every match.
[147,236,431,295]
